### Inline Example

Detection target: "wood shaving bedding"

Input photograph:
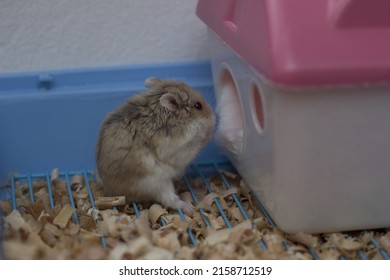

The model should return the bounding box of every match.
[0,171,388,260]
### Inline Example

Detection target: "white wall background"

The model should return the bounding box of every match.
[0,0,209,74]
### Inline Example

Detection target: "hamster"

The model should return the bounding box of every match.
[96,77,215,216]
[215,82,244,158]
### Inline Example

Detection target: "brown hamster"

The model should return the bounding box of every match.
[96,77,215,215]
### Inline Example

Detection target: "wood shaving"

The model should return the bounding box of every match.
[152,227,181,252]
[108,236,152,259]
[95,196,126,209]
[262,228,287,254]
[76,199,91,213]
[74,246,107,260]
[196,202,216,214]
[50,168,59,185]
[378,232,390,255]
[190,178,207,196]
[203,212,224,230]
[73,187,89,200]
[64,223,80,236]
[177,246,196,259]
[135,213,152,241]
[70,175,84,188]
[0,200,12,215]
[317,248,341,260]
[88,208,102,224]
[5,210,33,233]
[286,232,319,249]
[209,182,225,193]
[201,192,218,206]
[40,227,58,247]
[1,169,388,260]
[230,207,245,223]
[324,233,367,259]
[168,214,188,232]
[218,197,229,210]
[24,213,43,233]
[142,247,174,260]
[44,223,62,238]
[219,169,238,179]
[253,217,271,231]
[79,215,95,231]
[53,204,74,229]
[220,187,239,198]
[204,221,250,246]
[148,204,167,224]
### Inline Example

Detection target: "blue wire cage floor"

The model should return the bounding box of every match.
[1,160,389,260]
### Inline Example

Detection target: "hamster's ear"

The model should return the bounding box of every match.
[144,77,162,89]
[160,93,179,113]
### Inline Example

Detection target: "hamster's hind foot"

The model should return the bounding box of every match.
[175,199,195,217]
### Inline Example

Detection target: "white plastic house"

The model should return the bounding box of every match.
[197,0,390,233]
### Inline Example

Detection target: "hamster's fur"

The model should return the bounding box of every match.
[96,77,215,215]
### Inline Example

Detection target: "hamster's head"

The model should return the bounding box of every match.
[144,77,216,144]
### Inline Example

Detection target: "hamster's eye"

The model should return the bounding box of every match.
[171,99,179,107]
[194,102,202,111]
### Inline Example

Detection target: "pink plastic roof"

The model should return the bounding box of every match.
[197,0,390,87]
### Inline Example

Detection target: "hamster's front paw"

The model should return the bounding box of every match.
[176,200,195,217]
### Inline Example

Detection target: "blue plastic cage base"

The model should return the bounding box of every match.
[0,160,389,260]
[0,61,226,184]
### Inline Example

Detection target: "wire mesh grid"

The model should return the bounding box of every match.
[1,160,389,260]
